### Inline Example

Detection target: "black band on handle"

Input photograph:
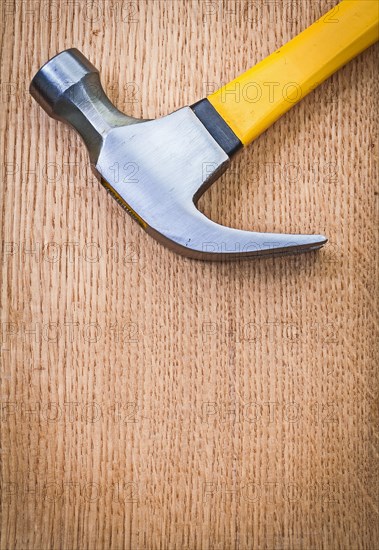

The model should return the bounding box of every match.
[191,98,242,158]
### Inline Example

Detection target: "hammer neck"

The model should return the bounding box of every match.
[56,73,138,163]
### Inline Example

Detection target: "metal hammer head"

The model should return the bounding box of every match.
[30,49,327,260]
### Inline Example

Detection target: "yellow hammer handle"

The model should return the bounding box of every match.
[208,0,379,146]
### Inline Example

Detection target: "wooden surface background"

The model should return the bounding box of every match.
[1,1,378,549]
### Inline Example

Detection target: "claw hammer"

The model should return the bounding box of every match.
[30,0,378,260]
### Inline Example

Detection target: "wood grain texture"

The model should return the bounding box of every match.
[1,1,378,549]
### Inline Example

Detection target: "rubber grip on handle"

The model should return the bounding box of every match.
[207,0,379,146]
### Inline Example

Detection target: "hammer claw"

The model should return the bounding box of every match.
[147,204,327,260]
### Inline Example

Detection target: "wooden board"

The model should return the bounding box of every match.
[1,1,378,548]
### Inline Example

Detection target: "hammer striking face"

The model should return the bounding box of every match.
[30,1,378,260]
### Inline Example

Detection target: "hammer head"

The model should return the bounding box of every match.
[30,49,327,260]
